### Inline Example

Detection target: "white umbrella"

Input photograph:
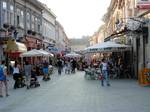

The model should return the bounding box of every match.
[20,49,43,57]
[64,52,82,58]
[85,41,131,53]
[39,49,54,57]
[20,49,53,57]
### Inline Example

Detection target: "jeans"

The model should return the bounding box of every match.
[101,70,110,86]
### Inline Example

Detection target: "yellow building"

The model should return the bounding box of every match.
[101,0,150,79]
[102,0,136,44]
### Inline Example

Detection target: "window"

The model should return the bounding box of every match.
[16,8,24,28]
[37,19,41,33]
[31,15,35,31]
[2,2,7,9]
[17,15,20,26]
[2,2,7,23]
[20,10,24,28]
[16,8,20,26]
[10,5,14,25]
[26,12,30,29]
[35,17,38,31]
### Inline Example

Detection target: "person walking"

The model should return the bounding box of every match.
[42,61,49,81]
[100,58,110,87]
[13,61,21,89]
[24,61,32,89]
[0,60,9,97]
[57,59,62,75]
[71,59,77,74]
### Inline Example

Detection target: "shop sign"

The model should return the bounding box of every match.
[137,0,150,9]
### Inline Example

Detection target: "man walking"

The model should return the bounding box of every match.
[0,60,9,97]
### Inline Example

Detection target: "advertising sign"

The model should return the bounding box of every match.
[137,0,150,9]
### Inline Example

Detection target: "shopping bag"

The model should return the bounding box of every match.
[98,74,103,80]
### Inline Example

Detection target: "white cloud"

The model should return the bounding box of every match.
[39,0,111,38]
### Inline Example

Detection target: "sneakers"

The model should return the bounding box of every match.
[107,84,110,86]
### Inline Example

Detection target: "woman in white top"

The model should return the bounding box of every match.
[13,61,21,89]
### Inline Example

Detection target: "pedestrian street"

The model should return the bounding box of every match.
[0,71,150,112]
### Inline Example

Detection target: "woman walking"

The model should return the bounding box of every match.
[13,61,21,89]
[100,58,110,87]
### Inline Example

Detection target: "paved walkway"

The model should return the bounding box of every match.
[0,70,150,112]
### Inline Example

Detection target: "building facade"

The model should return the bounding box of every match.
[0,0,69,61]
[55,21,70,53]
[101,0,150,78]
[42,4,56,49]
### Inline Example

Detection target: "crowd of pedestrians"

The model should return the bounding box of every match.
[0,55,132,97]
[0,57,79,98]
[0,59,53,98]
[57,58,77,75]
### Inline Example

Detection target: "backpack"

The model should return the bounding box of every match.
[0,66,6,81]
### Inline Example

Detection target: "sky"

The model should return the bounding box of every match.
[39,0,111,38]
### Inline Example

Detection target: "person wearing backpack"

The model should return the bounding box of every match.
[0,60,9,97]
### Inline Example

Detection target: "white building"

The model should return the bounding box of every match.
[42,4,56,49]
[55,21,69,52]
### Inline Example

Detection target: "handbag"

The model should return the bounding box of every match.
[98,74,103,80]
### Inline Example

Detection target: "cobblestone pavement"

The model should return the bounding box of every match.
[0,70,150,112]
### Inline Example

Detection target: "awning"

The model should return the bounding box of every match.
[5,39,27,53]
[85,41,131,53]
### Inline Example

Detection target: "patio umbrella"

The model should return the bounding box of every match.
[20,49,44,57]
[39,49,54,57]
[64,52,82,58]
[20,49,53,57]
[85,41,131,53]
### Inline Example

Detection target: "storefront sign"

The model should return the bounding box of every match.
[137,0,150,9]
